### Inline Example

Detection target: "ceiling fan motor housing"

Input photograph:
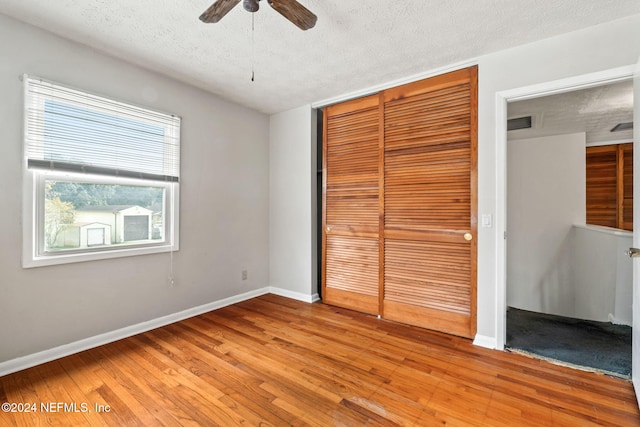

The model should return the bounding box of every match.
[243,0,259,12]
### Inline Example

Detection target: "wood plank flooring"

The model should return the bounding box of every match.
[1,294,638,426]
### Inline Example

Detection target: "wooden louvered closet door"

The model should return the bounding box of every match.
[586,145,619,228]
[322,95,380,315]
[382,67,477,338]
[585,143,633,231]
[322,66,477,339]
[622,143,633,230]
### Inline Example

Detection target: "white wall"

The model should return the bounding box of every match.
[507,133,585,315]
[507,130,633,324]
[477,14,640,344]
[572,225,633,325]
[269,106,318,301]
[0,14,270,364]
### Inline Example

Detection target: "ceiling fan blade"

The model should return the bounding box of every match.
[199,0,241,23]
[268,0,317,30]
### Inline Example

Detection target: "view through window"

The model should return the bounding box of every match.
[44,181,165,252]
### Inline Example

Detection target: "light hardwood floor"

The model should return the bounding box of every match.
[1,294,638,426]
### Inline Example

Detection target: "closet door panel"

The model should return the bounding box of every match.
[622,143,633,230]
[382,67,477,339]
[323,95,380,315]
[586,145,618,228]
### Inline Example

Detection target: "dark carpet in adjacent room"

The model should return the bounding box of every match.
[506,307,631,378]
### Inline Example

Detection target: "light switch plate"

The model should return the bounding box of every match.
[481,214,493,228]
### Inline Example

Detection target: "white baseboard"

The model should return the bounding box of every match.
[268,286,320,303]
[608,313,632,327]
[473,334,497,350]
[0,287,273,377]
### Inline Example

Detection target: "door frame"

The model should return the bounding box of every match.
[495,65,636,351]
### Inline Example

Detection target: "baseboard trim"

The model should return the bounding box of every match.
[268,286,319,303]
[473,334,497,350]
[608,313,632,327]
[0,287,272,377]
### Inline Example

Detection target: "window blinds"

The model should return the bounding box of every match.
[24,76,181,182]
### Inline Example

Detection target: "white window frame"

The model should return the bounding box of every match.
[22,77,180,268]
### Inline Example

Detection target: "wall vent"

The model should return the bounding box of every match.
[507,116,532,131]
[610,122,633,132]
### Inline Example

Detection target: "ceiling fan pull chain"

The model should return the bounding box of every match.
[251,12,255,82]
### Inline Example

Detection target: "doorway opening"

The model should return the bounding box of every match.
[505,79,633,378]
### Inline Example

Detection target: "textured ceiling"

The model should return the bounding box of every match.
[508,80,634,144]
[0,0,639,114]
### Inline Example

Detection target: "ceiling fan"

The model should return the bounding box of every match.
[199,0,317,30]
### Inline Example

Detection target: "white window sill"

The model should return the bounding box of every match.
[23,243,179,268]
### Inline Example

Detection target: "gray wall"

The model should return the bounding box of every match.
[0,14,270,363]
[3,11,640,365]
[269,106,318,300]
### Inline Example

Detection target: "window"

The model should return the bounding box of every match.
[23,76,181,267]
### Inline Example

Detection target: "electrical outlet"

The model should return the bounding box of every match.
[242,270,248,281]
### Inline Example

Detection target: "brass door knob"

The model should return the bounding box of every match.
[464,233,473,241]
[326,226,331,232]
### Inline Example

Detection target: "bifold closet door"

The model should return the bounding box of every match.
[322,95,380,315]
[382,67,477,338]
